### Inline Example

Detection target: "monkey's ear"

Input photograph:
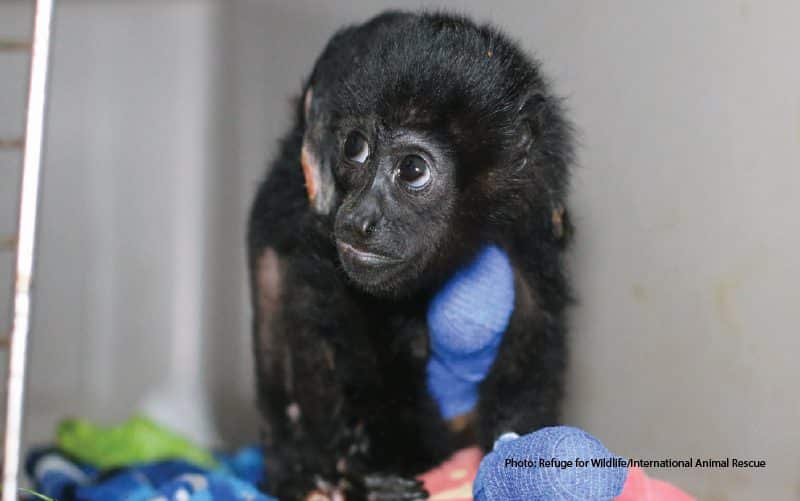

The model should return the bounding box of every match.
[300,86,337,215]
[518,92,547,135]
[510,92,548,170]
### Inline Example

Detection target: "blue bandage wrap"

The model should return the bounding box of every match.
[426,245,515,419]
[474,426,628,501]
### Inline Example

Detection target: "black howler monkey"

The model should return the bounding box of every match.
[248,10,573,500]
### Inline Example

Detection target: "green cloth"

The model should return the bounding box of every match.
[56,415,217,470]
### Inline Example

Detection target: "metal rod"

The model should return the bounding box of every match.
[2,0,54,499]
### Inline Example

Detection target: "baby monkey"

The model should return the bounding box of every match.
[248,10,573,500]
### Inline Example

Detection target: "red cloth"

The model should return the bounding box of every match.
[417,447,482,500]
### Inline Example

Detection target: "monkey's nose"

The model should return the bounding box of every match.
[358,217,377,237]
[343,195,382,241]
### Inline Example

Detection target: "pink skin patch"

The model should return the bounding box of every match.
[301,143,319,203]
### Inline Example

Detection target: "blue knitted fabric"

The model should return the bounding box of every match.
[426,244,515,418]
[473,426,628,501]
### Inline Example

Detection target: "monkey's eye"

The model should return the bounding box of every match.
[396,155,431,190]
[343,131,369,163]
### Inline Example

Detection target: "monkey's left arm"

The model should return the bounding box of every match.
[426,245,565,451]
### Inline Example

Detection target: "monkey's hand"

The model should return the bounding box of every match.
[345,473,428,501]
[297,459,428,500]
[426,245,515,419]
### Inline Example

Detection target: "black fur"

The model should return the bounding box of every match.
[248,11,573,500]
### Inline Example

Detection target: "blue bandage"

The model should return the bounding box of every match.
[426,245,515,418]
[473,426,628,501]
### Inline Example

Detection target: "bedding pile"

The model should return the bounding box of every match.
[23,416,694,500]
[24,416,274,501]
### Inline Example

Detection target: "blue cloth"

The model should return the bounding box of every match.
[473,426,628,501]
[426,244,515,418]
[151,472,266,501]
[216,445,265,486]
[25,449,96,500]
[25,446,275,501]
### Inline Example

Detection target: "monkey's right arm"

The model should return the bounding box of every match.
[251,244,429,501]
[251,245,358,499]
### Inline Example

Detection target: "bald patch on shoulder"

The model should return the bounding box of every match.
[256,247,282,319]
[254,247,294,396]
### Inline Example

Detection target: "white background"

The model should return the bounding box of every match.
[1,1,799,499]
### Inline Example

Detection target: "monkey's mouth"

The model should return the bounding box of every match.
[336,241,403,267]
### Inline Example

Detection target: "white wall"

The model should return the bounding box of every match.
[1,1,798,500]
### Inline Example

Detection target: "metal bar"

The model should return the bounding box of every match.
[2,0,54,499]
[0,40,31,52]
[0,138,24,150]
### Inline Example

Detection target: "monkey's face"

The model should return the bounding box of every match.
[298,12,571,295]
[331,125,458,294]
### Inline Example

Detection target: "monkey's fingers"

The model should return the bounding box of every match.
[358,473,428,500]
[306,490,346,501]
